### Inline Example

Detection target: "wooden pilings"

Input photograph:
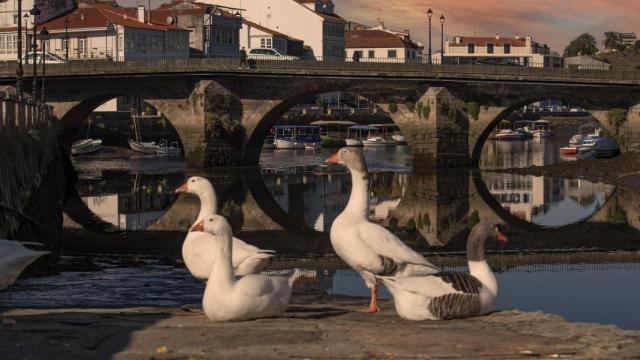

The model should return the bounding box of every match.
[0,95,51,136]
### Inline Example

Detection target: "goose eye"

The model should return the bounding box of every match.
[191,179,196,183]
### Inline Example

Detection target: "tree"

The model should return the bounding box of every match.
[634,40,640,54]
[603,32,625,52]
[563,33,598,57]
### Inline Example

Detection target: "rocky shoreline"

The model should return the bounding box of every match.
[493,151,640,190]
[2,293,640,359]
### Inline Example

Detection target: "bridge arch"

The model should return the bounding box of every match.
[240,87,409,165]
[55,93,186,159]
[469,95,622,167]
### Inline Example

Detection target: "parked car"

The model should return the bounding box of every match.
[476,57,522,66]
[247,48,299,61]
[26,52,66,64]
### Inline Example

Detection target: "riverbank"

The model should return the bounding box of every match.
[2,292,639,359]
[493,151,640,190]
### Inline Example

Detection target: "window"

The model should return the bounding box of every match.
[78,38,87,56]
[13,15,18,24]
[487,44,494,54]
[387,50,397,58]
[368,50,374,58]
[504,44,511,54]
[222,29,233,44]
[260,37,272,48]
[468,44,475,54]
[188,29,195,45]
[214,28,221,43]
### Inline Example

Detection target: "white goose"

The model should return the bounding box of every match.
[0,240,50,291]
[326,148,441,312]
[191,215,300,321]
[175,176,275,279]
[378,221,507,320]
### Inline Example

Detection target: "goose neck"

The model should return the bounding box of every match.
[344,169,369,218]
[209,232,235,288]
[195,188,217,223]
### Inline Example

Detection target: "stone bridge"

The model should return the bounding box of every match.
[1,59,639,168]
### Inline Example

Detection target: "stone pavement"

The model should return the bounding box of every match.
[2,293,639,359]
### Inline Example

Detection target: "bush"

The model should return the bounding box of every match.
[405,101,415,113]
[448,105,458,121]
[415,102,424,117]
[609,108,628,128]
[422,105,430,119]
[439,102,449,114]
[467,210,480,230]
[465,101,480,120]
[388,102,398,113]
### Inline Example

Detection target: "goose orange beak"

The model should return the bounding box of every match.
[495,227,508,242]
[190,220,204,232]
[325,151,340,164]
[175,182,188,193]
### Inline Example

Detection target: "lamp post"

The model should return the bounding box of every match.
[40,27,48,103]
[105,21,110,60]
[64,17,69,60]
[16,0,24,99]
[427,8,433,64]
[440,14,445,63]
[30,2,40,103]
[23,13,29,64]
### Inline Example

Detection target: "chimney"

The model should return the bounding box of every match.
[454,36,461,44]
[495,33,500,40]
[515,34,520,40]
[137,5,145,23]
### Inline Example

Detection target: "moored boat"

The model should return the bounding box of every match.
[495,129,526,141]
[272,125,321,150]
[532,120,552,138]
[128,139,158,154]
[362,137,396,147]
[156,139,181,155]
[593,138,620,158]
[71,139,102,155]
[345,138,363,147]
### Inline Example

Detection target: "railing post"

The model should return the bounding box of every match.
[0,99,4,133]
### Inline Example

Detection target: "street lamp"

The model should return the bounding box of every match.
[105,21,111,60]
[16,0,24,99]
[427,8,433,64]
[64,17,69,60]
[23,13,29,65]
[39,27,48,103]
[29,2,40,102]
[440,14,445,62]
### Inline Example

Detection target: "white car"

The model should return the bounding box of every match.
[26,52,66,64]
[247,48,299,61]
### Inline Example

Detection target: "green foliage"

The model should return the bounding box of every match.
[388,102,398,113]
[405,101,415,113]
[634,40,640,54]
[564,33,598,56]
[422,212,431,229]
[321,136,346,148]
[416,213,424,229]
[388,217,398,230]
[448,104,458,121]
[608,204,627,225]
[465,101,480,120]
[204,93,244,149]
[603,31,626,52]
[422,105,430,119]
[26,129,40,141]
[415,102,424,117]
[467,210,480,230]
[438,102,449,114]
[406,218,416,232]
[609,108,628,128]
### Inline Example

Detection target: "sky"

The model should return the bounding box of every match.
[119,0,639,52]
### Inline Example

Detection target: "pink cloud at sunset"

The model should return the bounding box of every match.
[336,0,639,52]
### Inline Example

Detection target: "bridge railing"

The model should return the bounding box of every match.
[0,95,52,135]
[0,57,639,82]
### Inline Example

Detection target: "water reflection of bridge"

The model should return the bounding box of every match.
[64,168,640,255]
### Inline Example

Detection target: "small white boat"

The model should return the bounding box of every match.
[391,134,407,144]
[156,139,181,155]
[569,134,584,146]
[532,120,551,138]
[128,139,158,154]
[495,129,525,141]
[275,138,305,149]
[576,134,601,153]
[304,142,322,150]
[362,137,396,147]
[345,138,363,147]
[263,136,276,149]
[71,139,102,155]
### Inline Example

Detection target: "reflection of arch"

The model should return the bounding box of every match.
[243,90,394,165]
[57,94,184,157]
[471,171,618,231]
[470,96,618,167]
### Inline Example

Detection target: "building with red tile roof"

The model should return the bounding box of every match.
[204,0,345,59]
[0,1,190,61]
[240,18,304,56]
[440,34,563,68]
[345,29,421,63]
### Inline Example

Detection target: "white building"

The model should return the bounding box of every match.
[240,18,304,56]
[564,55,610,70]
[441,34,564,68]
[204,0,345,59]
[345,29,420,62]
[0,2,189,62]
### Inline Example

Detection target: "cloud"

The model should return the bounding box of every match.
[337,0,639,51]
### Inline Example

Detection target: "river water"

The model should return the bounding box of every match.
[2,140,640,330]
